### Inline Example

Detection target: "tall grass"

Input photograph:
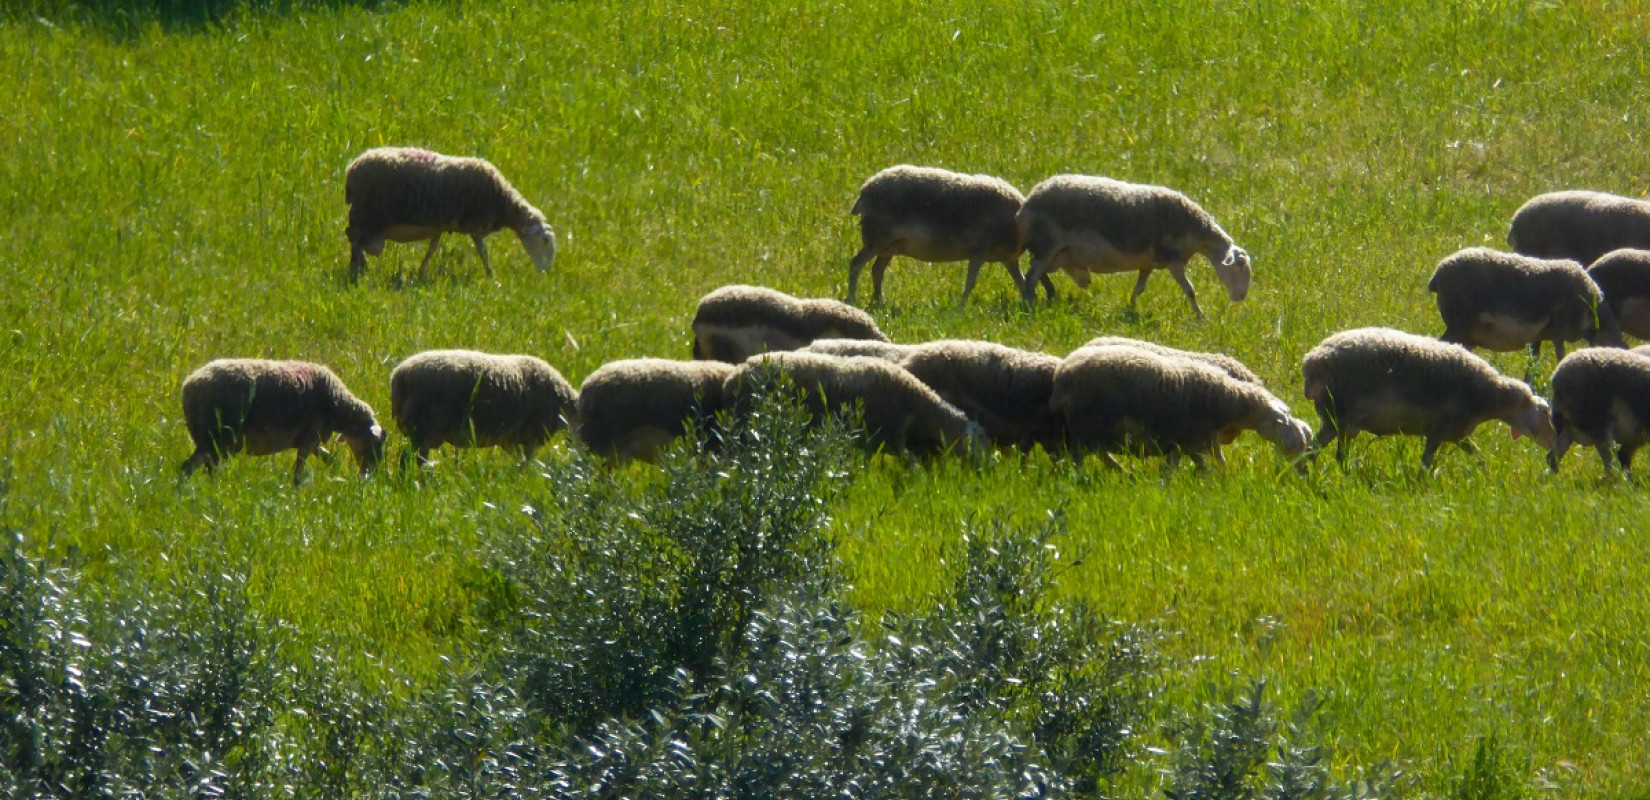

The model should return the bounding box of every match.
[2,0,1648,795]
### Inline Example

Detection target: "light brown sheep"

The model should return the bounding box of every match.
[1052,345,1310,470]
[1017,175,1251,316]
[180,359,385,485]
[575,359,735,463]
[1300,327,1556,468]
[389,349,577,464]
[847,165,1045,304]
[1547,347,1650,475]
[691,285,889,363]
[1507,190,1650,266]
[723,351,985,457]
[1427,246,1622,360]
[345,147,556,281]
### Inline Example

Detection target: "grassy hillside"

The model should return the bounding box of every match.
[3,0,1649,794]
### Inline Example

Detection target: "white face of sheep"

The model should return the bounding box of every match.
[344,423,387,475]
[1257,399,1312,457]
[518,221,558,272]
[1509,397,1559,454]
[1215,246,1251,302]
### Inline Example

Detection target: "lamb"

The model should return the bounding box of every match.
[344,147,557,281]
[1016,175,1251,316]
[1507,190,1650,267]
[1299,327,1557,468]
[897,340,1065,454]
[389,349,577,464]
[179,359,385,485]
[1585,248,1650,341]
[722,351,985,457]
[575,359,735,463]
[1051,345,1311,469]
[691,285,890,363]
[1079,336,1261,384]
[797,338,915,362]
[1427,247,1623,360]
[1546,348,1650,475]
[846,165,1049,304]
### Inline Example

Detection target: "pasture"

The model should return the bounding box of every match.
[2,0,1648,794]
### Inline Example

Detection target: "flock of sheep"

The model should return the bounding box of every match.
[178,148,1650,484]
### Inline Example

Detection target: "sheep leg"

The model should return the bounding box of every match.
[417,234,443,279]
[959,255,987,306]
[1618,441,1641,473]
[1000,257,1029,301]
[1128,269,1153,306]
[869,254,893,303]
[1552,340,1566,361]
[1547,428,1571,473]
[1595,441,1617,475]
[471,234,494,277]
[846,245,878,303]
[349,245,368,283]
[1022,250,1056,304]
[290,450,310,486]
[1166,263,1205,318]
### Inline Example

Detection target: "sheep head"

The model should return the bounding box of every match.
[517,220,558,272]
[1507,396,1559,454]
[1254,397,1313,457]
[343,423,387,475]
[1214,245,1251,302]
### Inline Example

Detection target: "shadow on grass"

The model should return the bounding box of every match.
[20,0,405,37]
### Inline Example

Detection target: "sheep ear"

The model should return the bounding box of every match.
[371,424,384,438]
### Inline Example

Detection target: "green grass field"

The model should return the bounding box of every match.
[4,0,1650,794]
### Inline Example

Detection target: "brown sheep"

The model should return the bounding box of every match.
[345,147,556,281]
[180,359,385,485]
[691,285,889,363]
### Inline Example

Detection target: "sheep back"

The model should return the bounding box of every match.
[346,148,544,242]
[576,359,734,462]
[723,351,980,456]
[390,349,576,457]
[851,165,1025,263]
[692,285,888,363]
[1017,174,1250,306]
[1508,190,1650,266]
[1548,347,1650,471]
[1080,336,1261,384]
[798,338,915,362]
[1587,248,1650,340]
[180,358,383,477]
[1299,328,1552,461]
[899,340,1064,453]
[1053,345,1297,461]
[1427,247,1616,352]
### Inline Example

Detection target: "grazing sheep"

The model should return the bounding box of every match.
[389,349,577,464]
[179,359,385,485]
[846,165,1048,304]
[1586,248,1650,341]
[723,351,985,457]
[1052,345,1311,469]
[344,147,557,281]
[797,338,916,362]
[1017,175,1251,316]
[575,359,734,463]
[1507,190,1650,266]
[1079,336,1261,384]
[1300,327,1557,467]
[1547,348,1650,475]
[1428,246,1623,360]
[691,285,890,363]
[898,340,1065,454]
